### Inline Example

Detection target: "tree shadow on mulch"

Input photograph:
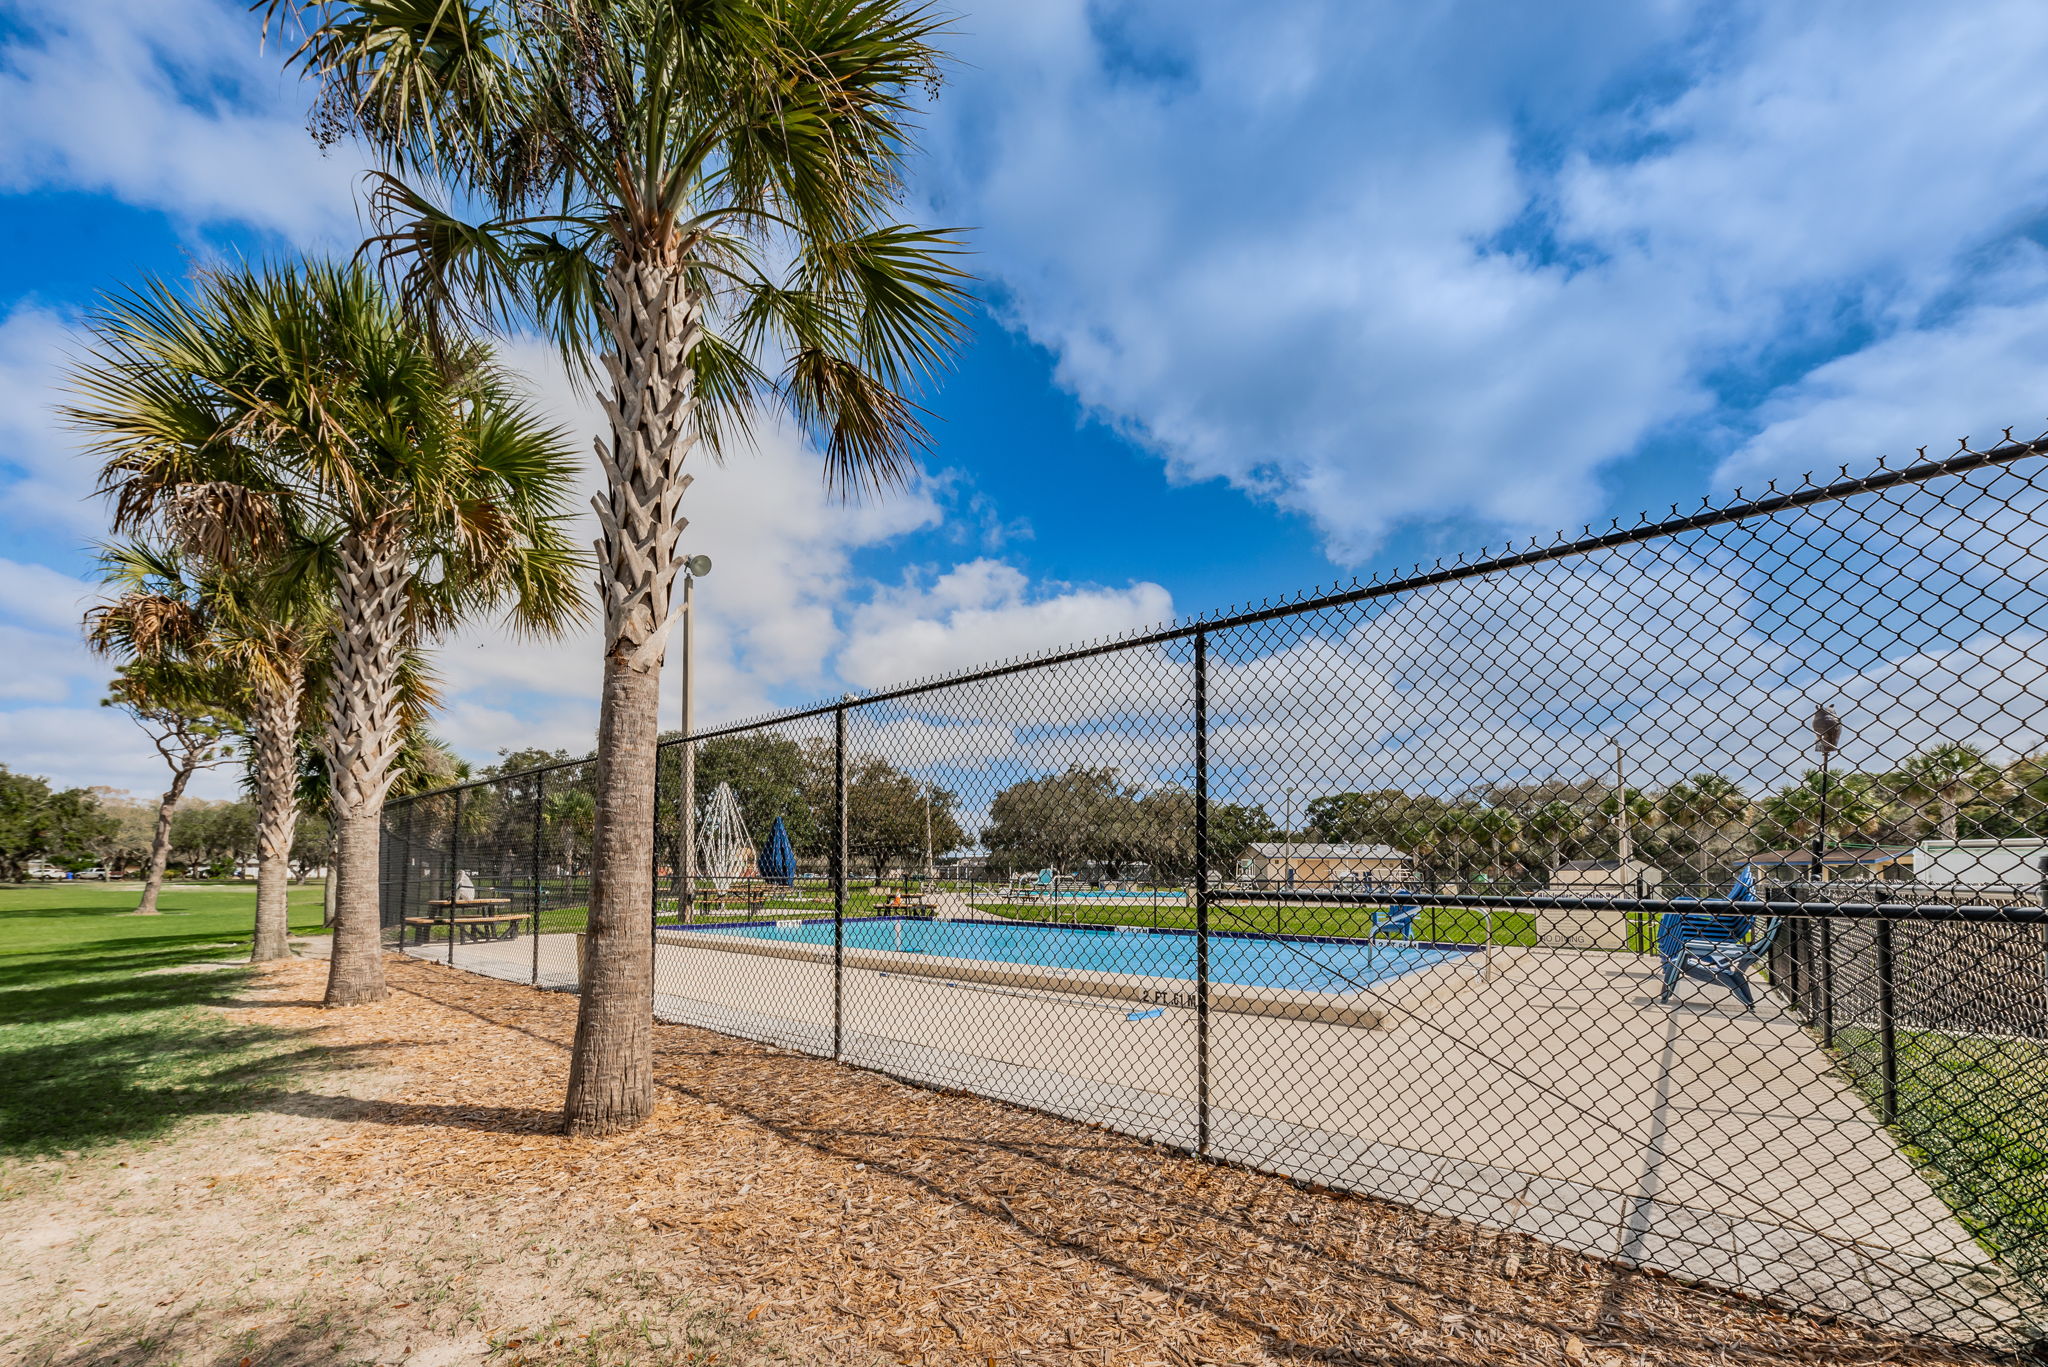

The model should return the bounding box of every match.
[391,967,2014,1367]
[257,1094,560,1133]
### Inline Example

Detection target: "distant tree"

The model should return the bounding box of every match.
[545,790,598,876]
[1894,744,2001,842]
[290,810,331,882]
[0,767,117,880]
[488,748,579,778]
[1650,775,1751,883]
[171,800,259,876]
[983,767,1150,879]
[99,659,239,914]
[86,787,161,873]
[689,734,818,858]
[1997,753,2048,837]
[1209,802,1280,875]
[1518,801,1590,879]
[1134,788,1194,878]
[1759,769,1885,853]
[844,761,962,880]
[1306,790,1461,850]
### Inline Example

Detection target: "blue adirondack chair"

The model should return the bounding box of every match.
[1657,867,1778,1009]
[1369,898,1420,939]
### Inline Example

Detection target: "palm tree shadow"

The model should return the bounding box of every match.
[258,1094,559,1133]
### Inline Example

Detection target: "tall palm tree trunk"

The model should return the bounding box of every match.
[250,672,301,962]
[322,843,338,927]
[566,259,700,1136]
[134,761,196,916]
[323,521,410,1006]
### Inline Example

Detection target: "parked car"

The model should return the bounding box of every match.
[27,864,67,880]
[76,867,111,881]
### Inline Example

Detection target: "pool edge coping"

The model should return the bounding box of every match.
[650,924,1515,1028]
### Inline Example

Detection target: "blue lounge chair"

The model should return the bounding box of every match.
[1657,869,1778,1009]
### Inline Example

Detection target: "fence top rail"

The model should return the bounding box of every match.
[383,431,2048,806]
[1222,888,2048,924]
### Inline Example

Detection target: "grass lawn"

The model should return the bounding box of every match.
[1832,1024,2048,1295]
[0,881,329,1163]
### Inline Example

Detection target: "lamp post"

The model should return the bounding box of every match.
[1810,703,1842,885]
[676,555,711,921]
[922,783,936,883]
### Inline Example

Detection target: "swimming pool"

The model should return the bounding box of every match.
[667,917,1470,993]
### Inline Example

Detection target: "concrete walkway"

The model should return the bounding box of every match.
[404,931,2029,1344]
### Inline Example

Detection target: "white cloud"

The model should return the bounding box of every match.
[0,304,100,540]
[0,703,243,799]
[0,0,363,240]
[841,560,1174,688]
[0,556,95,634]
[927,0,2048,560]
[1717,269,2048,488]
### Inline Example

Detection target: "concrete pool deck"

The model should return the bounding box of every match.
[406,930,2031,1343]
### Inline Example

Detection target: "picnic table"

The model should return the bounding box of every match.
[686,884,768,915]
[406,898,524,945]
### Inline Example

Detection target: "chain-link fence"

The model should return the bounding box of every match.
[381,435,2048,1351]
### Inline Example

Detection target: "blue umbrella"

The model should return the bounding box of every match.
[760,815,797,886]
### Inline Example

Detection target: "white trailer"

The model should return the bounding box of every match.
[1912,838,2048,890]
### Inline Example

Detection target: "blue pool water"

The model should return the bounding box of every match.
[670,917,1469,993]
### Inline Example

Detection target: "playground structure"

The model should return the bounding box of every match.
[696,782,753,892]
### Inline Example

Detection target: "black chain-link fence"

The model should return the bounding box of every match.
[381,435,2048,1351]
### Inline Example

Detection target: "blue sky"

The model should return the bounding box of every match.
[4,0,2048,798]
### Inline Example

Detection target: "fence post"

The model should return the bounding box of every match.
[447,788,462,967]
[1818,915,1834,1047]
[1193,630,1211,1158]
[531,768,545,987]
[834,702,848,1062]
[1875,913,1898,1124]
[398,808,414,944]
[1783,909,1802,1001]
[2040,857,2048,1039]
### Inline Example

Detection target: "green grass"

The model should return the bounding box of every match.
[1832,1024,2048,1293]
[0,881,331,1163]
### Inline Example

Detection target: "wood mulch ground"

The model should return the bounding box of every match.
[7,953,2023,1366]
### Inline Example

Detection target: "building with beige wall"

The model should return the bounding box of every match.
[1239,842,1412,886]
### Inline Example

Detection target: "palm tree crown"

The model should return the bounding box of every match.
[277,0,968,479]
[70,259,586,1004]
[271,0,970,1129]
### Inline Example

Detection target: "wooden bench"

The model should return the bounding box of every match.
[408,900,524,945]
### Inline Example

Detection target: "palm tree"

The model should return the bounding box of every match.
[88,537,326,960]
[1761,770,1884,865]
[1653,774,1751,886]
[278,0,971,1130]
[1896,743,2001,842]
[94,656,239,915]
[72,261,585,1006]
[546,789,598,876]
[1520,801,1586,880]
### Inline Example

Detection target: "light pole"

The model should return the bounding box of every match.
[677,555,711,921]
[1283,787,1297,888]
[1810,703,1842,886]
[921,784,936,883]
